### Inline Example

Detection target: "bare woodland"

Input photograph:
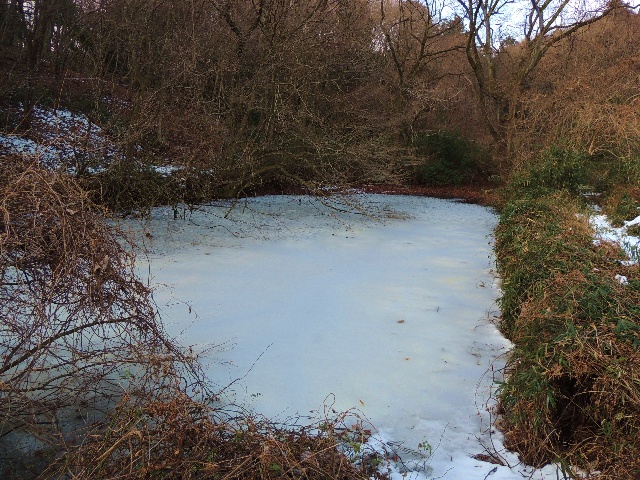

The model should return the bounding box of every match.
[1,0,640,478]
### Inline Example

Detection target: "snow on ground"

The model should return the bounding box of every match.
[590,211,640,265]
[0,106,118,173]
[128,194,566,480]
[0,105,186,176]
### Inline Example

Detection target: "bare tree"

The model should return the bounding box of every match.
[377,0,462,93]
[82,0,399,195]
[513,5,640,161]
[457,0,617,168]
[0,0,81,128]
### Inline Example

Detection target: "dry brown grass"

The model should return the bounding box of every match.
[49,386,386,480]
[496,190,640,479]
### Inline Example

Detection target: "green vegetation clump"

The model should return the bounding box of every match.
[495,191,594,335]
[495,154,640,479]
[413,131,491,186]
[508,146,593,197]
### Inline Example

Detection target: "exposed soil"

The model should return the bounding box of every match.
[355,183,500,207]
[266,183,501,207]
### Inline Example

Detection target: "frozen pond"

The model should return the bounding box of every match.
[131,194,560,480]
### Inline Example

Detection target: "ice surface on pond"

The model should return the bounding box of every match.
[131,194,564,480]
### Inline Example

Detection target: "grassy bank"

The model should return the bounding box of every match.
[494,150,640,479]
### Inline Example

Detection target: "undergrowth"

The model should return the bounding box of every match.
[412,131,492,186]
[601,186,640,227]
[494,148,640,479]
[506,146,593,198]
[83,163,229,217]
[47,387,388,480]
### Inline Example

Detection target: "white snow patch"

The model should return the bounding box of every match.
[625,214,640,228]
[590,213,640,264]
[151,165,184,176]
[0,134,43,156]
[614,274,629,285]
[1,105,194,176]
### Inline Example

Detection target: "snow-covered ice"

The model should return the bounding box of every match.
[130,194,566,480]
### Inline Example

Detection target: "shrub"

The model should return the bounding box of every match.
[84,161,173,215]
[509,146,593,197]
[412,131,490,186]
[0,157,198,477]
[608,154,640,187]
[52,393,387,480]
